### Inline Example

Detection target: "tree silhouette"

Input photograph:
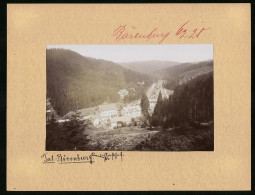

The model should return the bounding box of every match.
[140,92,149,118]
[46,111,89,151]
[154,91,163,116]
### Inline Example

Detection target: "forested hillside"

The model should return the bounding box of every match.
[156,60,213,90]
[137,72,214,151]
[47,49,152,116]
[151,72,213,127]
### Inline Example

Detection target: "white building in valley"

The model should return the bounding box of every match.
[121,104,142,118]
[97,103,119,121]
[118,89,129,102]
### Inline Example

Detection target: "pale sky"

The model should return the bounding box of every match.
[47,44,213,63]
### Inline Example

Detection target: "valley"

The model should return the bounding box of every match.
[46,48,214,151]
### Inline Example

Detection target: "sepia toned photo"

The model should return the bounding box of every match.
[46,45,214,151]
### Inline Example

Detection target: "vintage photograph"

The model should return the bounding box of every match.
[46,45,214,151]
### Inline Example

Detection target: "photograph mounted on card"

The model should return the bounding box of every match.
[7,3,250,191]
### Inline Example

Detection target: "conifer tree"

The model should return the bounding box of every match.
[140,92,149,118]
[154,91,163,116]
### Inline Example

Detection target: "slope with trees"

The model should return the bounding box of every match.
[47,49,153,116]
[137,72,214,151]
[151,72,213,127]
[46,112,89,151]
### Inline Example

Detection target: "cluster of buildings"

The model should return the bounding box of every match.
[47,96,158,128]
[47,81,173,128]
[58,97,159,129]
[75,100,145,129]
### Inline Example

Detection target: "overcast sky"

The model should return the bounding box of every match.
[47,44,213,63]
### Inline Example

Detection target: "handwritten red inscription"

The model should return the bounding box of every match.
[113,25,170,44]
[176,21,210,39]
[113,21,210,44]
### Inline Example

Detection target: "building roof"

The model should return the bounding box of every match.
[57,119,70,123]
[63,111,76,119]
[118,89,129,96]
[123,104,141,111]
[129,99,141,105]
[84,115,100,121]
[78,107,97,116]
[98,103,118,112]
[63,106,97,119]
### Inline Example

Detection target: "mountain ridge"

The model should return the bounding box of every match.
[156,60,213,89]
[119,60,180,75]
